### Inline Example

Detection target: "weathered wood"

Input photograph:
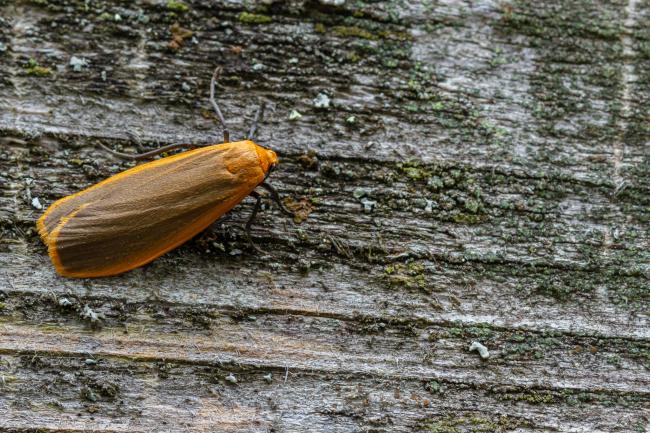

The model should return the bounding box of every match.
[0,0,648,432]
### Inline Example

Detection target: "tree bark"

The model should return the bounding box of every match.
[0,0,648,431]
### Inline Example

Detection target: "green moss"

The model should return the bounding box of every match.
[24,58,52,77]
[464,199,480,213]
[424,419,459,433]
[452,213,483,224]
[498,390,555,405]
[314,23,326,33]
[377,30,413,41]
[424,380,443,394]
[533,268,597,300]
[446,323,495,340]
[384,263,427,290]
[639,42,650,59]
[628,343,650,369]
[431,101,445,111]
[167,0,189,12]
[489,47,508,67]
[332,25,377,40]
[383,58,399,68]
[502,333,561,360]
[238,12,272,25]
[398,161,432,181]
[606,354,623,368]
[422,413,530,433]
[345,51,360,63]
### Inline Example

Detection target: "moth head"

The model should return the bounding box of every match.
[253,142,279,175]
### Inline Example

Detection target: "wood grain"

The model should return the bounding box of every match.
[0,0,648,432]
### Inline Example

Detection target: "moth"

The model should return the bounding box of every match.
[38,68,291,278]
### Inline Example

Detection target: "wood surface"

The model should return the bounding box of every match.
[0,0,648,432]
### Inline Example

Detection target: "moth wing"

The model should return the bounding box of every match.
[40,143,264,277]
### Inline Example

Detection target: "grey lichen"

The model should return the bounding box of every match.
[469,341,490,359]
[69,56,89,72]
[313,93,331,109]
[81,305,101,323]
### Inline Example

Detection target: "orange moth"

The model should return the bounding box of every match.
[38,68,292,278]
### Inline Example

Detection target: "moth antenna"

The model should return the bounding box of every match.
[247,101,266,141]
[98,142,196,161]
[210,67,230,143]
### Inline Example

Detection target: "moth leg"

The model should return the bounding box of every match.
[245,191,263,253]
[261,182,294,217]
[247,101,266,140]
[210,67,230,143]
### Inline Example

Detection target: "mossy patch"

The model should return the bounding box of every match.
[314,23,326,33]
[384,262,427,290]
[421,413,531,433]
[238,12,272,25]
[167,0,189,12]
[24,58,52,77]
[398,161,432,181]
[502,390,555,405]
[451,213,484,224]
[331,25,377,40]
[446,323,496,340]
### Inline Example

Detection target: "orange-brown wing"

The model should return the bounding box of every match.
[38,141,265,278]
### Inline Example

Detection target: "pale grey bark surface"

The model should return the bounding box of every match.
[0,0,648,432]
